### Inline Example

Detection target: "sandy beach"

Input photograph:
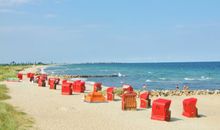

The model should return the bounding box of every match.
[2,65,220,130]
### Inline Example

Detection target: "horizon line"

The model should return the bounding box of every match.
[1,60,220,65]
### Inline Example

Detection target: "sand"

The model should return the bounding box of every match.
[2,65,220,130]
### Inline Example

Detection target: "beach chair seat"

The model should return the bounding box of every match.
[121,91,137,110]
[140,91,151,108]
[151,98,171,121]
[107,87,115,101]
[84,92,106,103]
[62,83,72,95]
[182,98,198,117]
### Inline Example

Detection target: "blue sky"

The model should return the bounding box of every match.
[0,0,220,63]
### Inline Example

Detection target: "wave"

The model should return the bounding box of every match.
[159,78,166,80]
[184,78,195,81]
[145,79,152,82]
[198,76,212,81]
[184,76,212,81]
[117,73,126,77]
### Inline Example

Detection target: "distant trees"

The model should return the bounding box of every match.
[0,61,48,66]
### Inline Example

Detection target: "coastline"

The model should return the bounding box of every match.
[3,65,220,130]
[43,64,220,97]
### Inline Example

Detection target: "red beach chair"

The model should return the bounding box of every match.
[182,98,198,117]
[38,75,46,87]
[62,79,67,84]
[27,72,31,78]
[107,87,115,101]
[121,91,137,110]
[93,82,102,92]
[73,80,85,93]
[49,78,56,89]
[62,83,72,95]
[17,73,23,81]
[29,73,35,82]
[151,98,171,121]
[140,91,151,108]
[41,74,47,80]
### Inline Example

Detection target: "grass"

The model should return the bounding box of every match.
[0,102,33,130]
[0,84,33,130]
[0,65,34,130]
[0,65,30,81]
[0,85,10,101]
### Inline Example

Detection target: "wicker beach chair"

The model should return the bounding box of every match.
[121,91,137,110]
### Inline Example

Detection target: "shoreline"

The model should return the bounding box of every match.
[42,65,220,97]
[3,65,220,130]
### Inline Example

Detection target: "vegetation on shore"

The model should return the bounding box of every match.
[0,65,30,81]
[0,65,33,130]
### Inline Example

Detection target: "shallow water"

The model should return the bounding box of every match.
[45,62,220,90]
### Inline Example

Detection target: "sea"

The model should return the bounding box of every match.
[44,62,220,90]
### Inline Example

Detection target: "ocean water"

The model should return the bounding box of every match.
[44,62,220,90]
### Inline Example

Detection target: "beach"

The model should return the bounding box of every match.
[2,65,220,130]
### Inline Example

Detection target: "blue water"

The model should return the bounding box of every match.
[45,62,220,90]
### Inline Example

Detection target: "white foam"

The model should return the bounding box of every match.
[159,78,166,80]
[199,76,211,81]
[118,73,126,77]
[145,79,152,82]
[184,77,195,81]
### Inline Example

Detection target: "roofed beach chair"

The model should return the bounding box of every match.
[151,98,171,121]
[121,91,137,111]
[84,82,106,103]
[62,82,72,95]
[72,80,86,93]
[140,91,151,108]
[107,87,115,101]
[93,82,102,92]
[38,75,46,87]
[17,73,23,81]
[182,98,198,117]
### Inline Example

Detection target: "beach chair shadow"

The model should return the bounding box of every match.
[198,114,206,118]
[137,108,147,111]
[72,93,81,95]
[169,117,182,122]
[113,99,121,102]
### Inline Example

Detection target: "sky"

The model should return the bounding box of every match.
[0,0,220,63]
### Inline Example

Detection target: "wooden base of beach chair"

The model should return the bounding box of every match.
[84,92,106,103]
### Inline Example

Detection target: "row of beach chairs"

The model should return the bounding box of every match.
[18,73,198,121]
